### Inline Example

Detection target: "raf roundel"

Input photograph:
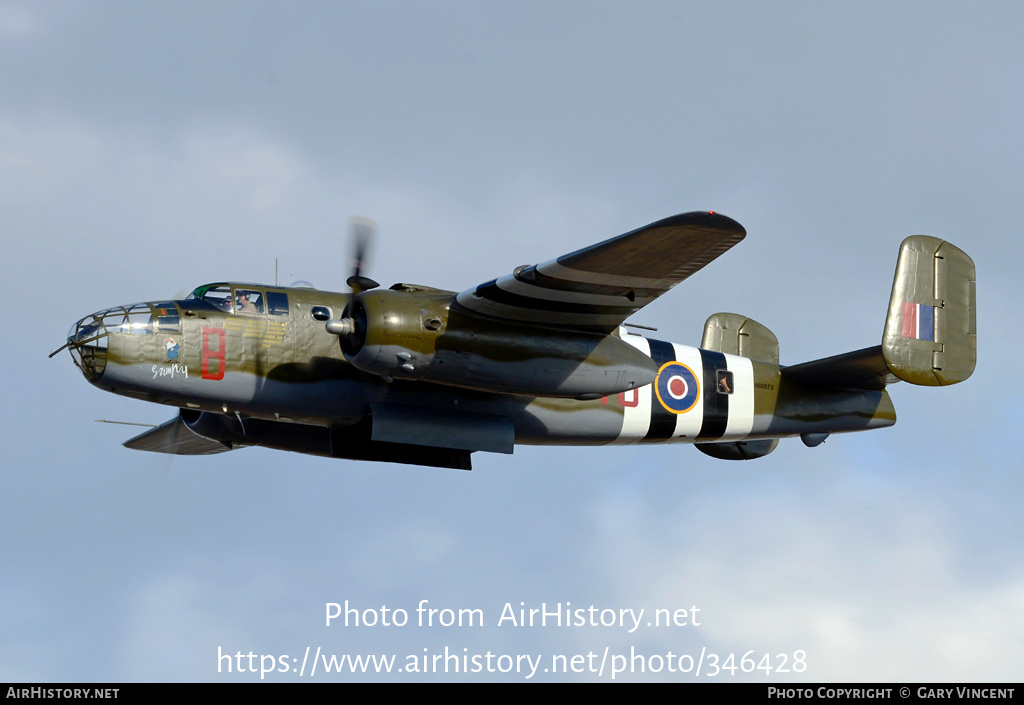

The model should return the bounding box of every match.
[655,361,700,414]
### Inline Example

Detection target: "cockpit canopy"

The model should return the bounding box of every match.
[185,283,289,316]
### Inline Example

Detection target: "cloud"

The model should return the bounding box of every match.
[589,470,1024,681]
[0,4,37,36]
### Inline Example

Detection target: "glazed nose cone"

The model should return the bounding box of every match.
[66,311,109,382]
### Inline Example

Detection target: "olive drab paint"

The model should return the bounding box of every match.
[60,211,976,469]
[882,236,977,386]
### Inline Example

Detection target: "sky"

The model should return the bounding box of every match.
[2,0,1022,682]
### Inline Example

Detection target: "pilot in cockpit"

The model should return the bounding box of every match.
[236,292,257,313]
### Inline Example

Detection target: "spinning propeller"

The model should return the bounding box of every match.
[326,216,379,340]
[346,216,380,295]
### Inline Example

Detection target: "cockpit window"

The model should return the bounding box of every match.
[234,288,263,314]
[187,285,235,312]
[186,284,280,315]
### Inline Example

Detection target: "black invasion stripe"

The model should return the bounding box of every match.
[473,280,638,316]
[525,266,658,299]
[698,349,729,440]
[644,338,677,441]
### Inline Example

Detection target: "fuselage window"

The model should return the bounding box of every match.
[266,291,289,316]
[151,302,180,333]
[716,370,734,395]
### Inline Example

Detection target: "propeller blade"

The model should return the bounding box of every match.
[348,216,379,294]
[347,274,380,293]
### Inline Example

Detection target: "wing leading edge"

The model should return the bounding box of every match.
[454,211,746,332]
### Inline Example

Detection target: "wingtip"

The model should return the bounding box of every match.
[660,211,746,237]
[698,210,746,234]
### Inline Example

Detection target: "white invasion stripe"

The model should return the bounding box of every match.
[614,334,653,443]
[722,354,754,439]
[495,275,641,307]
[671,343,704,440]
[538,260,676,290]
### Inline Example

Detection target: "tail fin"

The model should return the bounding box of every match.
[697,313,781,460]
[782,236,976,391]
[883,236,976,386]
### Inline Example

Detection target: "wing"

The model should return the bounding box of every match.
[454,211,745,332]
[123,416,233,455]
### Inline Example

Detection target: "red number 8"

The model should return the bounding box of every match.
[201,327,226,380]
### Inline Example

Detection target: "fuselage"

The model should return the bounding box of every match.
[66,281,896,451]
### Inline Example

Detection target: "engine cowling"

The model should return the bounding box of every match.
[337,287,449,381]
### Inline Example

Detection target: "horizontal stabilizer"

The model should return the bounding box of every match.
[124,416,233,455]
[782,345,898,390]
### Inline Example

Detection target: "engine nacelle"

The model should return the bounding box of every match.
[334,287,656,398]
[338,287,449,381]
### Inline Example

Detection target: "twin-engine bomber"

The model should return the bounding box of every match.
[57,211,976,469]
